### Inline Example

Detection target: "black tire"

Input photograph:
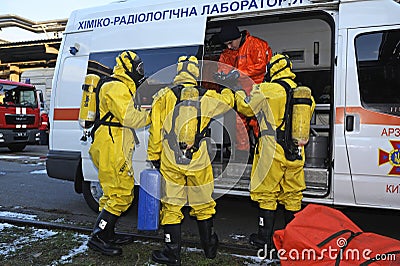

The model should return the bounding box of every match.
[7,143,27,152]
[82,181,102,213]
[39,131,49,145]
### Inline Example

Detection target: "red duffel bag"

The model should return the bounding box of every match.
[273,204,400,265]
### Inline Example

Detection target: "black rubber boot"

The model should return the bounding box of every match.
[152,224,181,266]
[108,232,134,245]
[284,209,296,227]
[87,209,122,256]
[197,217,219,259]
[249,208,276,250]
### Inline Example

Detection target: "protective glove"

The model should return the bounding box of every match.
[214,70,243,93]
[151,160,160,170]
[224,69,240,82]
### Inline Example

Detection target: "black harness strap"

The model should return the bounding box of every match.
[317,229,362,266]
[293,97,313,106]
[255,79,302,161]
[258,111,275,138]
[274,79,303,161]
[317,229,357,248]
[273,79,293,131]
[92,77,139,144]
[164,84,209,165]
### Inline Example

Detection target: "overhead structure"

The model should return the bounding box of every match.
[0,15,67,80]
[0,14,67,35]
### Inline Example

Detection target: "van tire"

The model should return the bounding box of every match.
[82,181,102,213]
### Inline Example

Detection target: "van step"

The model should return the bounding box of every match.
[213,164,330,196]
[304,167,329,186]
[303,186,330,197]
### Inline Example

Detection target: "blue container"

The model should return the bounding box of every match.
[137,168,161,231]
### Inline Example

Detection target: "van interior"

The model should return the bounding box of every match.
[202,11,334,197]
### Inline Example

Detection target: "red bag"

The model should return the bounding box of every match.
[273,204,400,265]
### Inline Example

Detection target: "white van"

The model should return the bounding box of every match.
[46,0,400,212]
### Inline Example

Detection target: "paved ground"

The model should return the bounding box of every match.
[1,144,399,248]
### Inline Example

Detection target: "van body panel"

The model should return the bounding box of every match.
[339,0,400,29]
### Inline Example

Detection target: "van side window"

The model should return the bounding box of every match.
[87,46,202,106]
[355,29,400,116]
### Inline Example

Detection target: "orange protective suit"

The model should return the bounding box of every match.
[218,31,272,151]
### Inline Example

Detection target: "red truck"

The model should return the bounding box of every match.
[0,79,40,151]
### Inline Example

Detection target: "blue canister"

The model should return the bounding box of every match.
[137,168,161,231]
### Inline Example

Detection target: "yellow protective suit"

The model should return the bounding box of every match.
[89,52,149,216]
[148,56,234,225]
[236,54,315,211]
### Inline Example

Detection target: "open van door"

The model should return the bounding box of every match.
[344,24,400,209]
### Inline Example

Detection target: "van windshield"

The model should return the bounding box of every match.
[356,29,400,116]
[0,84,38,107]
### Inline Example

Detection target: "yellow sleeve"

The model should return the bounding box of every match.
[147,88,168,161]
[200,88,234,120]
[235,84,265,117]
[123,107,150,129]
[104,81,149,129]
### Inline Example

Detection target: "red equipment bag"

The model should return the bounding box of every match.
[273,204,400,265]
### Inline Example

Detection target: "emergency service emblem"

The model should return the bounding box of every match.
[379,140,400,176]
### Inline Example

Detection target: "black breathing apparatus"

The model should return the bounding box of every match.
[118,51,146,87]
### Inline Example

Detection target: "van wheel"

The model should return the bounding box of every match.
[7,143,27,152]
[82,181,102,213]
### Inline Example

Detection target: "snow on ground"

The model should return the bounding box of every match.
[51,233,89,265]
[0,155,45,165]
[0,223,58,256]
[30,169,47,174]
[0,210,89,263]
[230,233,246,240]
[0,211,275,264]
[232,253,278,265]
[0,211,37,220]
[0,155,41,161]
[0,155,33,160]
[0,222,23,231]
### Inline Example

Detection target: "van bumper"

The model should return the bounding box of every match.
[46,150,81,181]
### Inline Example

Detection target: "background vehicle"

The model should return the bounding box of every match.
[21,68,54,145]
[0,79,40,151]
[46,0,400,212]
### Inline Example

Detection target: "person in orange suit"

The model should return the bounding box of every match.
[218,24,272,159]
